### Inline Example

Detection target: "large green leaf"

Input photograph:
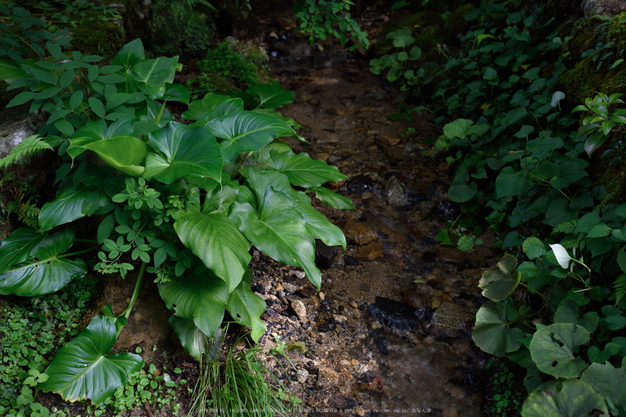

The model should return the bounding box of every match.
[39,315,144,406]
[68,117,136,159]
[158,269,229,338]
[554,299,598,333]
[82,136,147,176]
[131,56,178,98]
[0,59,29,83]
[144,122,222,184]
[230,189,321,288]
[549,161,589,189]
[169,315,211,361]
[183,93,238,120]
[246,84,295,110]
[226,269,266,342]
[111,39,145,70]
[479,254,520,301]
[580,362,626,414]
[529,323,589,378]
[268,150,347,188]
[39,182,108,232]
[522,380,607,417]
[174,211,251,292]
[496,166,532,199]
[472,301,524,356]
[314,187,355,210]
[289,190,346,249]
[0,228,46,274]
[207,111,298,163]
[0,229,86,296]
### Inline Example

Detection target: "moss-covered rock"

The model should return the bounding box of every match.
[70,20,125,58]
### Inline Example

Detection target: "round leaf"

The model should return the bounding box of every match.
[529,323,589,378]
[472,301,524,356]
[448,172,477,202]
[479,254,520,301]
[522,380,607,417]
[580,362,626,411]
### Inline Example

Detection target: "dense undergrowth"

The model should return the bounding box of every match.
[374,0,626,415]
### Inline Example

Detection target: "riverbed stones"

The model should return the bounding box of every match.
[429,302,476,337]
[582,0,626,17]
[290,299,308,323]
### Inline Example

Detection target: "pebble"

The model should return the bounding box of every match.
[350,301,358,308]
[371,321,382,330]
[294,270,306,279]
[316,366,340,390]
[282,282,298,294]
[333,314,348,323]
[254,292,268,300]
[319,291,325,301]
[296,369,309,384]
[290,299,308,323]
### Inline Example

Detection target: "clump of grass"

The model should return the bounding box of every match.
[188,328,302,417]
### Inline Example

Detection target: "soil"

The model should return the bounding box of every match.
[13,2,501,416]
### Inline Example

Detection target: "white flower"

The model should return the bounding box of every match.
[549,244,572,269]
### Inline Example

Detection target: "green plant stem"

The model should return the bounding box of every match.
[121,262,146,320]
[59,246,99,258]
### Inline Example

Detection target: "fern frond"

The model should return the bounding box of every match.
[0,135,53,169]
[551,219,578,235]
[613,273,626,306]
[594,184,619,213]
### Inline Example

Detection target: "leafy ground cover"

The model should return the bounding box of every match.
[372,0,626,414]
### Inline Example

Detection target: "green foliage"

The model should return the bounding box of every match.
[369,0,626,414]
[186,42,270,99]
[293,0,369,50]
[486,360,523,417]
[0,135,52,169]
[0,276,97,417]
[188,329,302,417]
[0,7,348,406]
[150,0,216,56]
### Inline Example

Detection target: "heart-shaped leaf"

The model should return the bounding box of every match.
[162,83,189,104]
[522,380,608,417]
[0,229,87,296]
[112,39,145,70]
[226,269,266,342]
[158,268,229,338]
[230,186,321,288]
[472,301,524,356]
[39,181,108,232]
[169,315,211,361]
[314,187,355,210]
[449,172,477,202]
[479,254,520,301]
[246,83,296,110]
[0,228,46,274]
[131,56,178,98]
[39,315,144,406]
[529,323,589,378]
[183,93,242,120]
[174,211,251,293]
[207,111,298,163]
[554,299,598,333]
[268,150,347,188]
[144,122,223,184]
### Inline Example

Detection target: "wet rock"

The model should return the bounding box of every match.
[294,270,306,280]
[316,366,340,390]
[346,174,375,193]
[344,219,378,245]
[438,247,465,264]
[253,283,265,294]
[367,296,431,331]
[290,299,308,323]
[582,0,626,18]
[355,241,384,260]
[318,318,337,332]
[373,335,389,355]
[313,48,349,69]
[343,255,361,265]
[316,241,339,269]
[0,107,47,159]
[385,175,408,206]
[363,89,387,101]
[429,302,475,336]
[333,314,348,323]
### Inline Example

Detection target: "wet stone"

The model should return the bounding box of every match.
[316,241,339,269]
[290,299,308,324]
[283,282,298,294]
[429,302,475,337]
[344,219,379,245]
[438,246,465,263]
[367,296,431,331]
[385,175,408,206]
[373,335,389,355]
[355,241,384,260]
[316,366,340,390]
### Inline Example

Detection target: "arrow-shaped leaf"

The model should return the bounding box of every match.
[174,211,251,293]
[0,227,46,274]
[0,229,87,296]
[144,122,222,184]
[246,83,295,110]
[39,181,108,232]
[207,111,298,163]
[158,268,229,338]
[226,269,266,342]
[39,315,144,405]
[268,150,347,188]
